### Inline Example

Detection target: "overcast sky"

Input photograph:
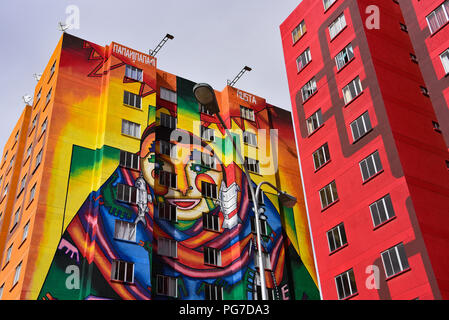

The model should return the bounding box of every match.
[0,0,301,148]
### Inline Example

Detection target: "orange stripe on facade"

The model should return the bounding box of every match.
[68,216,136,300]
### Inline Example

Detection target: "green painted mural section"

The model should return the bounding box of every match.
[70,144,120,178]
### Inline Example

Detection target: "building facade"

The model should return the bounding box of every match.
[0,33,319,300]
[399,0,449,147]
[281,0,449,300]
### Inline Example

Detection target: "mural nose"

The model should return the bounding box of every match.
[174,162,191,196]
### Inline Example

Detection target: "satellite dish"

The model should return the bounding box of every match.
[33,73,42,81]
[22,95,33,105]
[58,22,70,32]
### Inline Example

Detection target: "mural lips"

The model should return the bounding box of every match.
[166,198,202,210]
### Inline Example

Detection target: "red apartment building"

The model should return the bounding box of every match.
[280,0,449,300]
[400,0,449,147]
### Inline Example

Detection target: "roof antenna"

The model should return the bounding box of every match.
[227,66,252,87]
[58,22,70,32]
[22,95,33,105]
[33,73,42,82]
[149,34,174,57]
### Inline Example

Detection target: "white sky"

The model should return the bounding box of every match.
[0,0,301,148]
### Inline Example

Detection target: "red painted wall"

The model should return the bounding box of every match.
[281,0,449,300]
[400,0,449,147]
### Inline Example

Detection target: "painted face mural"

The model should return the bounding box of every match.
[37,125,309,300]
[36,34,319,300]
[141,129,225,221]
[139,125,288,300]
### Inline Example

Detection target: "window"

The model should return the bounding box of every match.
[11,208,20,232]
[359,151,383,182]
[8,155,15,170]
[19,175,27,195]
[381,243,410,278]
[158,237,178,258]
[292,20,306,44]
[426,1,449,34]
[160,140,176,158]
[13,262,22,287]
[433,121,441,131]
[26,144,33,160]
[250,217,269,237]
[342,76,363,104]
[157,275,177,297]
[201,181,217,199]
[203,212,220,232]
[201,152,215,169]
[205,283,223,300]
[327,223,348,253]
[296,48,312,72]
[2,184,8,199]
[50,61,56,77]
[123,91,142,109]
[335,43,354,70]
[36,88,42,103]
[255,286,276,300]
[5,244,13,266]
[350,111,372,142]
[29,184,36,203]
[306,109,323,134]
[35,148,44,169]
[0,284,3,300]
[254,251,272,270]
[313,143,331,170]
[119,150,139,170]
[400,23,408,32]
[200,104,214,116]
[125,65,143,81]
[420,86,430,96]
[301,78,317,102]
[114,220,136,242]
[323,0,337,10]
[3,152,7,163]
[14,131,19,143]
[245,157,260,174]
[41,118,48,136]
[240,106,255,121]
[201,126,215,142]
[370,194,395,227]
[441,48,449,74]
[159,202,177,222]
[335,269,357,300]
[31,115,37,132]
[160,87,177,103]
[111,260,134,283]
[121,120,141,138]
[329,13,347,39]
[160,113,177,129]
[116,184,138,204]
[159,171,177,189]
[204,247,222,266]
[46,88,52,105]
[248,186,265,205]
[22,221,30,243]
[243,131,257,147]
[319,180,338,209]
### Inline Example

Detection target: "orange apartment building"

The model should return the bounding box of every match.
[0,46,60,299]
[0,33,319,300]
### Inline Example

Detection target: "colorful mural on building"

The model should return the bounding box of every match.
[8,33,318,300]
